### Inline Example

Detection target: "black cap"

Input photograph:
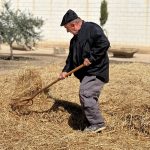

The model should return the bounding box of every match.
[60,9,79,26]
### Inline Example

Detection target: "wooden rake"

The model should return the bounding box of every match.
[10,64,85,111]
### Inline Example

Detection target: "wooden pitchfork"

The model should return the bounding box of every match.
[10,64,85,111]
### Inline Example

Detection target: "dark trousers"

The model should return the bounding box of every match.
[79,76,105,126]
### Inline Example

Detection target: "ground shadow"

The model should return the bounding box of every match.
[0,55,35,61]
[30,95,89,131]
[0,52,67,59]
[49,96,89,130]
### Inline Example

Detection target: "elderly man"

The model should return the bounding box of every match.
[59,9,110,133]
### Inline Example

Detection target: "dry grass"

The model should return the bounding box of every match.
[0,62,150,150]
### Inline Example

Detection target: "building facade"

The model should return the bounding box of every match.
[0,0,150,52]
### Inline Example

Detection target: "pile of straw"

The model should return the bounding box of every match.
[0,62,149,149]
[12,68,43,100]
[10,68,49,115]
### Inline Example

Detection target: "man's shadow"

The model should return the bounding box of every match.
[29,94,89,131]
[46,95,89,131]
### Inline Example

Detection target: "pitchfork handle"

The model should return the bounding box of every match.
[66,64,85,77]
[31,64,85,99]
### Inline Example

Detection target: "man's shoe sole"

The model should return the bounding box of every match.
[93,126,106,133]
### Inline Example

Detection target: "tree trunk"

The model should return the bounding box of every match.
[10,44,14,60]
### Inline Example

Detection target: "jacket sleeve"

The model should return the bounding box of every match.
[62,41,73,72]
[62,50,73,72]
[83,25,110,63]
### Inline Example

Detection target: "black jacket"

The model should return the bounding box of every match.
[63,21,110,83]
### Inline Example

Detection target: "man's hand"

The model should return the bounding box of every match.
[59,72,68,79]
[83,58,91,66]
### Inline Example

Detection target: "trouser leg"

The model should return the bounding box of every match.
[79,76,105,125]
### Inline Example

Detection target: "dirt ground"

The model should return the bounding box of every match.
[0,45,150,75]
[0,45,150,150]
[0,47,67,75]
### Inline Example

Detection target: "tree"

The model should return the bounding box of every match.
[0,1,44,60]
[100,0,108,27]
[100,0,108,36]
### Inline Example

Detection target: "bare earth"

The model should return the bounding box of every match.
[0,47,67,74]
[0,46,150,74]
[0,46,150,150]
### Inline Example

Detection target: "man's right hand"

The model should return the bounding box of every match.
[59,72,68,79]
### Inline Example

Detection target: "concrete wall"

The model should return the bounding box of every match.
[11,0,102,43]
[107,0,150,51]
[1,0,150,52]
[0,0,2,11]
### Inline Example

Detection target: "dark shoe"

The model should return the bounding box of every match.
[84,125,106,133]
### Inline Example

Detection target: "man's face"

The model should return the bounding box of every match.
[64,23,78,35]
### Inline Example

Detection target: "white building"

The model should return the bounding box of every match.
[0,0,150,52]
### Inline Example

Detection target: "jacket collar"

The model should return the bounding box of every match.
[74,21,86,42]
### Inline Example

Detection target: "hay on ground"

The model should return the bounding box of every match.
[0,63,150,150]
